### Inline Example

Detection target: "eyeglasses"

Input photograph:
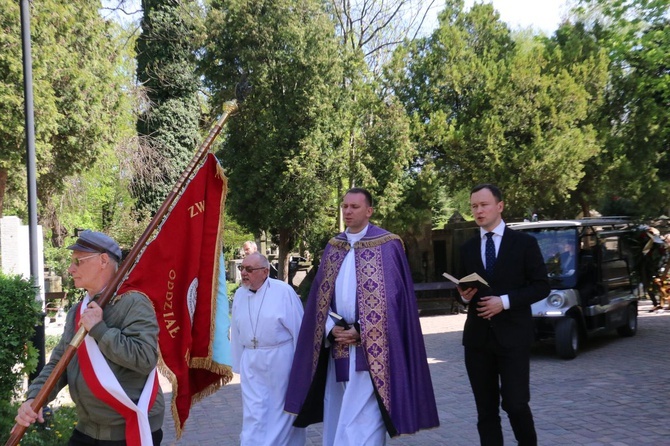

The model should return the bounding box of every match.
[71,253,101,266]
[237,265,267,273]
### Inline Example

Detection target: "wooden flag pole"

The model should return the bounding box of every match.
[5,97,242,446]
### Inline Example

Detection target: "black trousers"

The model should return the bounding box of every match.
[68,428,163,446]
[464,331,536,446]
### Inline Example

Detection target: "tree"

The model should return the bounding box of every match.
[541,21,610,217]
[330,0,439,75]
[349,93,415,221]
[0,0,127,242]
[385,0,516,221]
[387,1,604,219]
[568,0,670,217]
[324,0,433,232]
[133,0,204,216]
[201,0,343,280]
[0,0,24,214]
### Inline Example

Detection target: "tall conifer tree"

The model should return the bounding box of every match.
[134,0,203,215]
[0,0,127,244]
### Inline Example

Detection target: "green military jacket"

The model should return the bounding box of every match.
[27,291,165,441]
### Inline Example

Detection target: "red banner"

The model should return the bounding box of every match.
[117,153,232,436]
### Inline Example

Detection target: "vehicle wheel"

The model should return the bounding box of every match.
[555,318,578,359]
[617,304,638,337]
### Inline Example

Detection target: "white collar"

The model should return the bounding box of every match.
[480,220,506,238]
[345,224,369,244]
[248,278,270,294]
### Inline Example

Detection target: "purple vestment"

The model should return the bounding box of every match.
[284,225,439,437]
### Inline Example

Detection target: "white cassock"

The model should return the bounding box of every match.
[323,225,387,446]
[231,278,306,446]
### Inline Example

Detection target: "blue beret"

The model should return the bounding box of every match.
[67,230,122,262]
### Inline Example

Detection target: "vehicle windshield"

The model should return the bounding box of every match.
[521,228,579,289]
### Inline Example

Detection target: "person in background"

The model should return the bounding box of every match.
[242,240,258,257]
[458,184,549,446]
[285,187,439,445]
[231,252,305,446]
[15,230,165,445]
[559,240,576,274]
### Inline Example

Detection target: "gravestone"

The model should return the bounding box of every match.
[0,216,45,305]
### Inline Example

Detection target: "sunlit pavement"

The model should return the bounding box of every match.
[159,300,670,445]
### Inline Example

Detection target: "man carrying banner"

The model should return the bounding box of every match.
[284,188,439,445]
[14,230,165,445]
[231,252,305,445]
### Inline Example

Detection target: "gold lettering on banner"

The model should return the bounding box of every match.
[188,200,206,218]
[163,269,181,338]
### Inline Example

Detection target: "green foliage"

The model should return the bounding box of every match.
[1,0,667,287]
[599,196,645,217]
[0,402,77,446]
[387,1,608,220]
[202,0,344,276]
[568,1,670,217]
[226,281,240,304]
[0,1,142,273]
[51,20,148,249]
[0,0,129,228]
[431,187,472,229]
[382,165,439,235]
[0,323,76,445]
[0,274,41,403]
[539,21,610,216]
[341,91,416,224]
[44,335,60,353]
[220,210,254,260]
[133,0,205,216]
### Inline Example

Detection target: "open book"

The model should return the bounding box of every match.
[442,272,490,292]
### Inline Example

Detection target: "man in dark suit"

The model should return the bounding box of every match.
[458,184,550,446]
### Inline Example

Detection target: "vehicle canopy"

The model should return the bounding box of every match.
[508,218,639,292]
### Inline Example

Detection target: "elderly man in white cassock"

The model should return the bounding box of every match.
[231,252,306,446]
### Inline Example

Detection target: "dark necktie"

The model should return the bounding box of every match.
[485,232,496,276]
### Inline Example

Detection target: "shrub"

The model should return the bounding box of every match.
[0,273,41,403]
[0,401,76,446]
[227,281,240,303]
[44,335,60,353]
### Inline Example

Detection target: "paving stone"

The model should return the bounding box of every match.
[160,301,670,445]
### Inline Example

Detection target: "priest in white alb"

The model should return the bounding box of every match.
[231,252,306,446]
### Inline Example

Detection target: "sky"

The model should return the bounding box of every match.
[104,1,575,36]
[448,0,575,35]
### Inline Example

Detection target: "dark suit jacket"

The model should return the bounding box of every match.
[460,226,550,349]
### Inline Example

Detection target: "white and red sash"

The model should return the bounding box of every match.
[76,296,159,445]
